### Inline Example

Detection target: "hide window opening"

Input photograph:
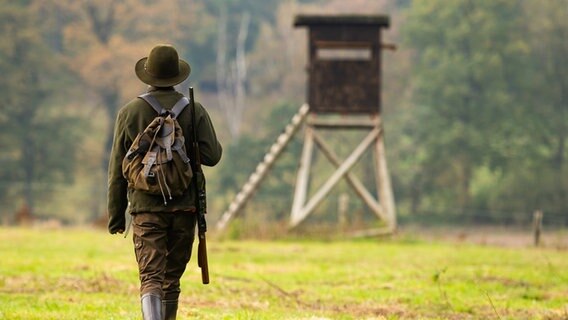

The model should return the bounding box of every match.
[315,41,372,61]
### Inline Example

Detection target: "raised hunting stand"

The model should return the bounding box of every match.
[216,14,396,233]
[290,14,396,231]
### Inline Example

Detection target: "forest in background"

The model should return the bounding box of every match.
[0,0,566,230]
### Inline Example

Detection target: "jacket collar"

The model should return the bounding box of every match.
[147,86,175,93]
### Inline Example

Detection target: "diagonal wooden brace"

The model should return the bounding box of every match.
[290,127,381,228]
[311,130,387,221]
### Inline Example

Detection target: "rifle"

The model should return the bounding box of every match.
[190,87,209,285]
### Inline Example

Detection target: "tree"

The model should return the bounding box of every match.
[524,0,568,172]
[403,0,528,215]
[0,3,81,218]
[487,0,568,217]
[216,9,251,138]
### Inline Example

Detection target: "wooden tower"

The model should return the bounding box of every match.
[216,14,396,233]
[290,15,396,231]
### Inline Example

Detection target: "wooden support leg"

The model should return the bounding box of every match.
[374,124,397,231]
[290,125,315,224]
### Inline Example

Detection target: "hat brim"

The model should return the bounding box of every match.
[135,57,191,87]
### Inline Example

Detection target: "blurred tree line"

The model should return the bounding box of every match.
[397,0,567,225]
[0,0,565,227]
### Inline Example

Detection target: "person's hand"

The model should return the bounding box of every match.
[108,216,126,234]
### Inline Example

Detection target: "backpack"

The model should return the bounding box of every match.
[122,93,193,205]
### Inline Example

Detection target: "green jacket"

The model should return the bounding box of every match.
[107,87,222,233]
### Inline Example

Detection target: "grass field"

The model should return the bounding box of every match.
[0,227,567,319]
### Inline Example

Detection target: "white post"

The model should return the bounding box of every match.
[374,119,397,231]
[290,125,314,224]
[338,193,349,228]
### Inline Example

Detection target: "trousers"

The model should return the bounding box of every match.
[132,211,196,300]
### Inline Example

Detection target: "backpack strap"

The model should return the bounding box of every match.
[173,144,191,164]
[138,93,166,115]
[170,97,189,119]
[138,93,189,119]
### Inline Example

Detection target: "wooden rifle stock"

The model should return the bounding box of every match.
[190,87,210,285]
[197,223,209,284]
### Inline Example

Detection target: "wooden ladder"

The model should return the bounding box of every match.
[216,104,310,231]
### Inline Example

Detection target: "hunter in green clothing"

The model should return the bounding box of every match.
[107,44,222,320]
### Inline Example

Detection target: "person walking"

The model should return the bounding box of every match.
[107,44,222,320]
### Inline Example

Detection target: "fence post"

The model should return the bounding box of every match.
[533,210,543,247]
[338,193,349,229]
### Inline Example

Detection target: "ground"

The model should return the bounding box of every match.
[0,226,567,319]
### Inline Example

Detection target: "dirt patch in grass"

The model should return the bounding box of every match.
[0,273,136,295]
[479,275,532,288]
[399,225,568,249]
[321,301,411,318]
[180,291,413,318]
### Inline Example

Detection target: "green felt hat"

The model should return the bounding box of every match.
[135,44,191,87]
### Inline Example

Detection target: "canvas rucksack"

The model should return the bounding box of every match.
[122,93,193,205]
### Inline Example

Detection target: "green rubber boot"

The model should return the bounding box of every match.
[141,293,162,320]
[162,299,178,320]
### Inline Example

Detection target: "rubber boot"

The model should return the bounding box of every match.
[141,293,162,320]
[162,299,178,320]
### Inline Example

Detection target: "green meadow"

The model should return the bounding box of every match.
[0,227,567,319]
